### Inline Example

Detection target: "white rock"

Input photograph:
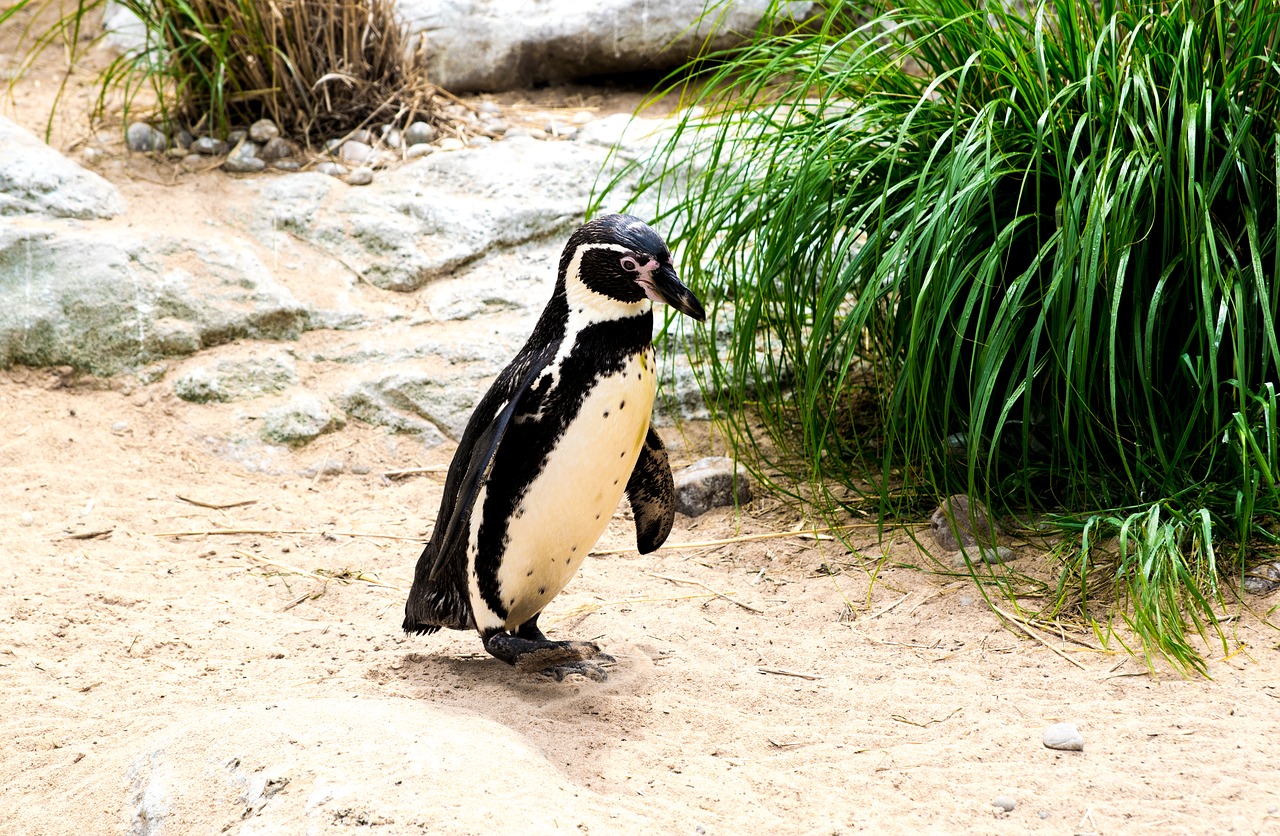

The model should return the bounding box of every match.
[400,0,821,92]
[346,166,374,186]
[1043,722,1084,751]
[0,116,125,219]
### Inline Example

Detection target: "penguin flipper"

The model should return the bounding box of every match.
[626,426,675,554]
[403,342,559,633]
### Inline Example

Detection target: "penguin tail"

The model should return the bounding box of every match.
[403,542,472,634]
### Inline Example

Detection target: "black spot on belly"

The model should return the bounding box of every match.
[603,410,610,418]
[526,569,533,577]
[620,400,626,409]
[613,479,619,485]
[619,451,626,458]
[538,587,546,596]
[571,545,577,552]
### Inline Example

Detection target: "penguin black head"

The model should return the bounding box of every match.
[559,214,706,322]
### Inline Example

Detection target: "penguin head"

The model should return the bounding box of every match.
[560,214,706,322]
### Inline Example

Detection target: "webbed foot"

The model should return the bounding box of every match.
[482,630,614,680]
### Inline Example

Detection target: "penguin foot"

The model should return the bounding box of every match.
[482,631,612,678]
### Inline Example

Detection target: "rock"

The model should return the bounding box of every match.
[404,121,437,146]
[930,494,1001,552]
[346,166,374,186]
[271,160,302,172]
[173,354,298,403]
[381,126,403,149]
[468,135,493,146]
[339,369,490,444]
[1043,722,1084,752]
[260,136,296,161]
[228,129,248,146]
[406,143,434,158]
[191,136,228,156]
[674,457,752,517]
[1243,562,1280,595]
[107,699,653,833]
[314,162,349,177]
[0,226,307,374]
[125,122,167,152]
[267,137,618,292]
[979,545,1016,564]
[339,140,373,164]
[438,137,465,151]
[261,394,345,444]
[249,118,280,143]
[402,0,821,92]
[992,796,1016,812]
[476,101,502,115]
[222,142,265,173]
[0,116,125,219]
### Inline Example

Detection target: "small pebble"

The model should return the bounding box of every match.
[181,154,206,168]
[437,137,465,151]
[271,160,301,171]
[980,545,1016,564]
[480,118,508,135]
[260,136,295,161]
[111,421,128,432]
[1037,811,1051,820]
[191,136,228,155]
[125,122,167,152]
[406,143,434,159]
[404,121,437,146]
[81,148,105,164]
[572,110,594,124]
[347,128,372,144]
[503,127,532,140]
[175,129,194,149]
[227,129,248,145]
[1043,722,1084,751]
[476,101,502,115]
[339,140,373,164]
[19,512,33,527]
[346,166,374,186]
[958,595,974,606]
[314,162,349,177]
[380,125,402,149]
[248,118,279,143]
[324,137,344,154]
[223,155,265,173]
[992,796,1016,812]
[527,128,549,141]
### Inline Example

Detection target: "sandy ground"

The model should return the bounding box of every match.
[4,14,1280,835]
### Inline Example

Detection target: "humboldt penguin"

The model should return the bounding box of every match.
[403,214,706,681]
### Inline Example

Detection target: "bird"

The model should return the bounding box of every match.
[403,213,706,681]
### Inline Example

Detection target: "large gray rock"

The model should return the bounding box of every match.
[0,116,125,219]
[116,699,652,833]
[264,139,608,292]
[401,0,820,92]
[0,224,307,375]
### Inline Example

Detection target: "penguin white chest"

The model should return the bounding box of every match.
[493,348,657,629]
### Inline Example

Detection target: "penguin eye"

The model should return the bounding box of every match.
[620,255,640,272]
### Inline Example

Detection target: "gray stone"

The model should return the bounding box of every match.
[222,143,265,173]
[339,140,373,164]
[381,126,403,149]
[260,136,296,161]
[992,796,1016,812]
[261,394,344,444]
[249,118,280,143]
[0,225,307,375]
[406,143,434,159]
[1043,722,1084,752]
[268,138,615,292]
[404,121,437,146]
[979,545,1017,565]
[339,369,488,443]
[1243,562,1280,596]
[271,160,302,172]
[191,136,228,156]
[346,166,374,186]
[402,0,820,92]
[930,494,1001,552]
[0,116,125,219]
[173,354,298,403]
[228,129,248,146]
[126,122,167,152]
[315,162,349,178]
[674,457,752,517]
[107,699,654,833]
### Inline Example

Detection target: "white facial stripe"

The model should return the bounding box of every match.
[540,243,653,395]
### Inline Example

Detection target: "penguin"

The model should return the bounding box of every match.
[403,214,706,681]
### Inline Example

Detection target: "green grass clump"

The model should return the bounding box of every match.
[6,0,438,141]
[611,0,1280,672]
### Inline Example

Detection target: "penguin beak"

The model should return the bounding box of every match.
[638,264,706,322]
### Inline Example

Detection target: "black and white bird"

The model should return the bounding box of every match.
[403,214,705,680]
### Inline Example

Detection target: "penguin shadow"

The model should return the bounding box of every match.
[391,638,656,699]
